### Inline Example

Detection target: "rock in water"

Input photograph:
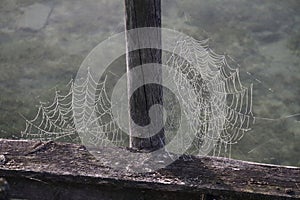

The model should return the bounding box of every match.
[17,3,53,31]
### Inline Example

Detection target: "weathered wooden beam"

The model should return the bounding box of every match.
[0,139,299,200]
[124,0,165,151]
[0,178,9,200]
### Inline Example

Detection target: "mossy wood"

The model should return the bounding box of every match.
[0,139,299,200]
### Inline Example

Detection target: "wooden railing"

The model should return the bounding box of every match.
[0,139,299,200]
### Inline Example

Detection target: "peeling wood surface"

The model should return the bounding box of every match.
[0,139,299,200]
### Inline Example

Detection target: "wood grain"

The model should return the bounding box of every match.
[0,139,299,200]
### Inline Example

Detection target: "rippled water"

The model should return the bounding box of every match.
[0,0,299,166]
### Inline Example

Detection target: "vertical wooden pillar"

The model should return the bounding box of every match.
[124,0,165,151]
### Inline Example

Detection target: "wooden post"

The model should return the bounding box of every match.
[124,0,165,151]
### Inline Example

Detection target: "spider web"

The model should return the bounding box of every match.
[21,69,126,146]
[21,36,254,157]
[21,81,78,142]
[164,36,254,156]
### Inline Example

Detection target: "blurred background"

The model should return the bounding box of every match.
[0,0,299,166]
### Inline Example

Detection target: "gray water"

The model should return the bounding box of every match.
[0,0,299,166]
